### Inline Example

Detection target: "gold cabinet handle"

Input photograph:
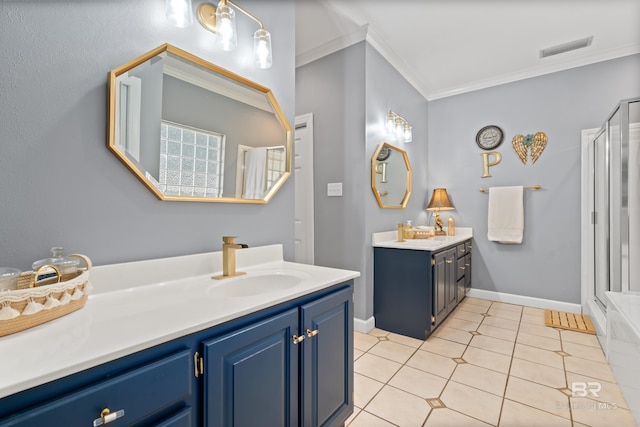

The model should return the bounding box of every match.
[446,259,453,264]
[306,328,319,338]
[292,334,305,344]
[465,263,470,267]
[93,408,125,426]
[459,266,465,270]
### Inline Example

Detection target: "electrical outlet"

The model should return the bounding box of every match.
[327,182,343,197]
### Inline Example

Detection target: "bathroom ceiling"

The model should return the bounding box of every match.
[295,0,640,100]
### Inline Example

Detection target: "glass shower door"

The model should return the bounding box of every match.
[593,128,609,307]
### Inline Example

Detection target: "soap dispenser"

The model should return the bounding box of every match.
[404,220,413,240]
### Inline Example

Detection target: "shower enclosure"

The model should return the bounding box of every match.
[585,97,640,317]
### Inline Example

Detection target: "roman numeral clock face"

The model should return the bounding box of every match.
[476,125,504,150]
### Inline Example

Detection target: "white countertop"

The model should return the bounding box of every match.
[0,245,359,399]
[372,227,473,251]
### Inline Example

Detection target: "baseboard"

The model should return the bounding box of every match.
[354,316,375,333]
[467,288,582,313]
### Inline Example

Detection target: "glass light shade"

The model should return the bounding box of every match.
[395,118,404,139]
[254,29,272,69]
[403,124,412,142]
[385,112,395,133]
[215,3,237,51]
[426,188,455,211]
[166,0,193,28]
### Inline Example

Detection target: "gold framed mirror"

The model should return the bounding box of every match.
[371,142,412,208]
[107,44,291,203]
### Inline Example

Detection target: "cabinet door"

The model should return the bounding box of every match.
[203,309,299,427]
[301,287,353,427]
[445,249,458,311]
[464,252,472,293]
[433,251,448,326]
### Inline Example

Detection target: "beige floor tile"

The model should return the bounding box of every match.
[462,297,492,308]
[522,306,546,317]
[570,397,638,427]
[431,325,472,345]
[406,349,457,379]
[469,334,515,356]
[354,348,365,361]
[500,399,571,426]
[516,331,562,351]
[518,321,561,340]
[388,365,448,399]
[490,301,523,313]
[421,336,467,358]
[562,341,607,364]
[462,346,512,374]
[487,307,522,321]
[345,407,360,426]
[477,324,517,342]
[347,410,395,427]
[354,353,402,383]
[457,303,490,314]
[423,408,492,426]
[512,343,565,370]
[521,313,547,326]
[450,363,508,396]
[564,356,617,383]
[451,308,485,323]
[510,358,567,388]
[365,385,431,426]
[441,317,481,332]
[368,340,417,364]
[368,328,390,338]
[440,381,503,425]
[560,329,602,348]
[566,372,629,410]
[386,332,423,348]
[505,376,571,419]
[480,315,520,331]
[354,332,379,352]
[354,373,384,409]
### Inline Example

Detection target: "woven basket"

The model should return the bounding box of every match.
[0,267,91,337]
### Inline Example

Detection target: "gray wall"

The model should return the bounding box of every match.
[429,54,640,304]
[297,41,640,321]
[0,0,295,271]
[296,42,429,320]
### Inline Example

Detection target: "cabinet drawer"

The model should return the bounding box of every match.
[2,349,192,427]
[456,257,466,281]
[456,244,466,259]
[465,241,472,252]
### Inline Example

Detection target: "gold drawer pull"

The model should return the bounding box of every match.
[446,259,453,264]
[459,266,465,270]
[306,328,319,338]
[292,334,305,344]
[93,408,125,426]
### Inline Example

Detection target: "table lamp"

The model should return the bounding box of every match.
[426,188,455,236]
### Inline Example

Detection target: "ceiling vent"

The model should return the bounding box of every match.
[540,36,594,58]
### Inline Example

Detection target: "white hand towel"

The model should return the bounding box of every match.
[487,186,524,244]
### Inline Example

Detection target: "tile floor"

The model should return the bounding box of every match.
[347,297,637,427]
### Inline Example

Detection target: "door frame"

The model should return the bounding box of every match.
[294,113,315,264]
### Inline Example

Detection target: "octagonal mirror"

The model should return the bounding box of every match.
[107,44,291,203]
[371,142,412,208]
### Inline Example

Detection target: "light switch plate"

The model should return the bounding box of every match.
[327,182,343,197]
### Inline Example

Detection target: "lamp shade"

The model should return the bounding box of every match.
[426,188,455,211]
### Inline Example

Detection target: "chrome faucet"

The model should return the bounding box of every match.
[212,236,248,280]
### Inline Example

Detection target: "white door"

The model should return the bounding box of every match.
[294,113,315,264]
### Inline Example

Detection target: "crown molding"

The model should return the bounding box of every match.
[295,25,369,68]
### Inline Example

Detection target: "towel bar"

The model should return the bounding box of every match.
[479,185,541,193]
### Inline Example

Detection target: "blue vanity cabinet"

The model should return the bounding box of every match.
[0,281,354,427]
[374,239,472,340]
[201,285,353,427]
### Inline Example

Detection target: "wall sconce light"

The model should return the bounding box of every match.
[385,110,412,142]
[165,0,273,69]
[426,188,455,236]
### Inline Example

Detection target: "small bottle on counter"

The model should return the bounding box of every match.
[397,223,405,242]
[404,220,413,239]
[447,217,456,236]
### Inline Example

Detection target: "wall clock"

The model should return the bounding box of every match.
[475,125,504,150]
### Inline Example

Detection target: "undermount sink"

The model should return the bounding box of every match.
[207,269,313,297]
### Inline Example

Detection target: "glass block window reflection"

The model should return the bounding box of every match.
[266,147,285,189]
[159,122,225,197]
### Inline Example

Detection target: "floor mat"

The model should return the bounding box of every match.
[544,310,596,334]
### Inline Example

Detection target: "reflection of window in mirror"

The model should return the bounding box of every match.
[236,145,286,199]
[157,121,226,197]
